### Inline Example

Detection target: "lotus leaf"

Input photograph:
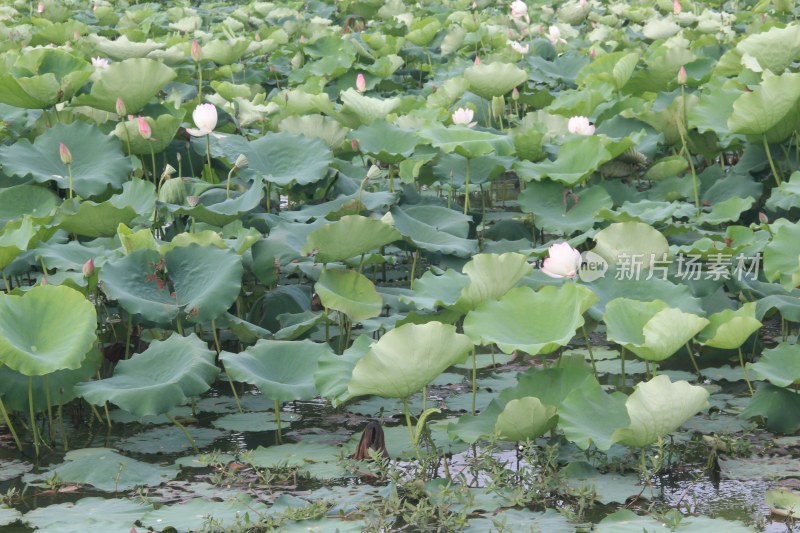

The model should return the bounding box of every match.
[515,136,613,185]
[389,205,478,257]
[455,252,532,312]
[72,58,176,114]
[592,221,669,268]
[463,62,527,100]
[76,333,218,418]
[559,380,631,451]
[302,215,400,263]
[748,342,800,388]
[697,302,761,349]
[315,268,382,322]
[172,176,264,227]
[22,497,153,533]
[141,495,271,532]
[350,120,420,164]
[419,123,512,159]
[0,217,41,270]
[339,88,401,126]
[220,339,332,403]
[0,49,91,108]
[612,375,709,447]
[494,397,558,441]
[246,132,332,187]
[347,322,472,399]
[728,72,800,140]
[740,383,800,433]
[57,179,156,237]
[463,284,597,356]
[0,184,58,227]
[519,180,613,234]
[763,220,800,290]
[736,24,800,74]
[201,38,250,65]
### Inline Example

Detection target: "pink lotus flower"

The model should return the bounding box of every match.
[186,103,218,137]
[91,57,110,69]
[115,97,126,116]
[356,73,366,93]
[137,116,151,140]
[546,25,566,45]
[191,40,202,62]
[83,259,95,278]
[474,55,481,65]
[673,0,682,14]
[541,242,582,279]
[567,116,595,135]
[37,2,44,13]
[59,143,72,165]
[452,107,477,128]
[677,65,687,85]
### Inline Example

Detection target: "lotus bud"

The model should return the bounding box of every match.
[356,73,366,93]
[227,154,246,172]
[351,138,359,151]
[759,212,769,224]
[41,277,48,285]
[677,65,687,85]
[474,55,481,65]
[186,195,200,207]
[254,32,261,41]
[82,259,95,278]
[159,177,188,204]
[511,87,519,101]
[37,2,44,13]
[589,48,596,59]
[366,164,381,180]
[673,0,682,14]
[161,164,177,181]
[137,116,151,140]
[491,96,505,120]
[191,40,202,62]
[59,143,72,165]
[541,242,582,279]
[73,30,80,42]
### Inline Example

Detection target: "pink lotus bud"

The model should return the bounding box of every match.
[41,277,48,286]
[255,32,261,42]
[191,40,202,62]
[356,73,366,93]
[115,97,126,116]
[73,31,80,41]
[511,87,519,101]
[677,65,687,85]
[351,138,359,151]
[59,143,72,165]
[83,259,95,278]
[589,48,596,59]
[759,212,769,224]
[474,56,481,65]
[137,116,151,140]
[673,0,682,14]
[37,2,44,13]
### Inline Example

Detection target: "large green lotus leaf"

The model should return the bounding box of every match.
[0,49,92,108]
[302,215,400,263]
[201,38,250,65]
[315,268,382,322]
[315,335,371,406]
[595,510,752,533]
[23,448,177,491]
[0,507,19,527]
[406,16,441,46]
[766,488,800,519]
[736,24,800,74]
[22,496,152,533]
[612,375,709,448]
[763,221,800,290]
[220,339,332,402]
[278,114,349,148]
[519,179,613,234]
[748,342,800,388]
[558,380,631,451]
[740,383,800,433]
[0,184,58,227]
[117,426,226,455]
[464,284,597,356]
[172,176,265,227]
[86,34,165,60]
[338,88,401,126]
[100,245,243,324]
[604,298,708,362]
[0,285,96,376]
[0,217,40,270]
[348,322,472,399]
[350,120,420,164]
[72,58,176,114]
[494,397,558,442]
[75,333,218,418]
[728,72,800,137]
[455,252,532,312]
[117,224,158,254]
[463,62,527,100]
[113,109,185,155]
[403,269,469,310]
[57,179,156,237]
[0,347,101,412]
[592,221,669,268]
[141,495,271,533]
[418,123,512,159]
[697,196,754,225]
[688,84,742,137]
[246,132,332,187]
[767,170,800,211]
[0,121,132,198]
[515,136,613,185]
[697,302,762,349]
[389,205,478,257]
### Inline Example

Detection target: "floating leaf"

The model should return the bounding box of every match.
[463,62,528,100]
[494,397,558,441]
[697,302,762,349]
[72,58,176,114]
[315,268,382,322]
[246,132,333,187]
[22,497,152,533]
[748,342,800,388]
[302,215,400,263]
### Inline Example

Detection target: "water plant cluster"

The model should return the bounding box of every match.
[0,0,799,530]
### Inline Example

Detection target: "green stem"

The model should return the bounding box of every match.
[763,135,782,186]
[581,325,597,377]
[124,313,133,360]
[274,400,282,444]
[2,271,9,292]
[471,347,477,416]
[29,377,40,458]
[403,398,421,462]
[463,158,471,215]
[226,167,235,199]
[620,346,626,387]
[0,396,22,451]
[686,341,701,377]
[57,390,68,451]
[149,143,157,187]
[739,347,754,396]
[205,135,212,181]
[409,250,420,289]
[176,315,184,336]
[166,413,198,453]
[67,163,74,200]
[197,63,203,106]
[44,376,54,440]
[266,182,271,212]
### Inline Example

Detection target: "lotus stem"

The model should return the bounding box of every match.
[149,143,157,188]
[44,375,54,440]
[226,167,235,199]
[176,315,184,336]
[403,397,421,462]
[2,271,9,292]
[58,389,68,452]
[266,182,271,212]
[762,135,782,186]
[0,396,22,451]
[422,385,427,412]
[28,377,40,458]
[739,347,754,396]
[166,413,198,453]
[124,313,133,360]
[196,63,203,106]
[66,163,74,200]
[409,250,420,290]
[88,402,105,425]
[213,319,243,413]
[620,347,626,387]
[685,342,701,377]
[274,400,282,444]
[205,135,212,181]
[463,158,471,215]
[581,325,597,377]
[96,372,112,428]
[471,347,477,416]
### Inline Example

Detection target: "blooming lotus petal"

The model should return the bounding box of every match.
[188,103,217,137]
[567,116,596,135]
[451,107,476,127]
[540,242,582,278]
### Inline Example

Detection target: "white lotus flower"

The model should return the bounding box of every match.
[91,57,110,69]
[186,103,218,137]
[451,107,476,128]
[510,0,528,19]
[547,25,567,45]
[509,41,529,54]
[567,116,596,135]
[541,242,582,279]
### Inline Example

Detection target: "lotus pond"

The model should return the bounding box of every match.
[1,0,800,531]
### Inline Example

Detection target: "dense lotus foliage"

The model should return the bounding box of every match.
[0,0,799,530]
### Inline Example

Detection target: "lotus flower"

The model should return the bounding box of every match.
[510,41,529,54]
[83,259,95,278]
[137,116,151,140]
[452,107,477,128]
[37,2,44,13]
[677,65,687,85]
[115,97,126,116]
[541,242,582,279]
[191,40,202,62]
[510,0,527,19]
[186,103,218,137]
[59,143,72,165]
[546,25,566,45]
[673,0,682,14]
[474,55,481,65]
[567,116,595,135]
[356,73,366,93]
[91,57,110,69]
